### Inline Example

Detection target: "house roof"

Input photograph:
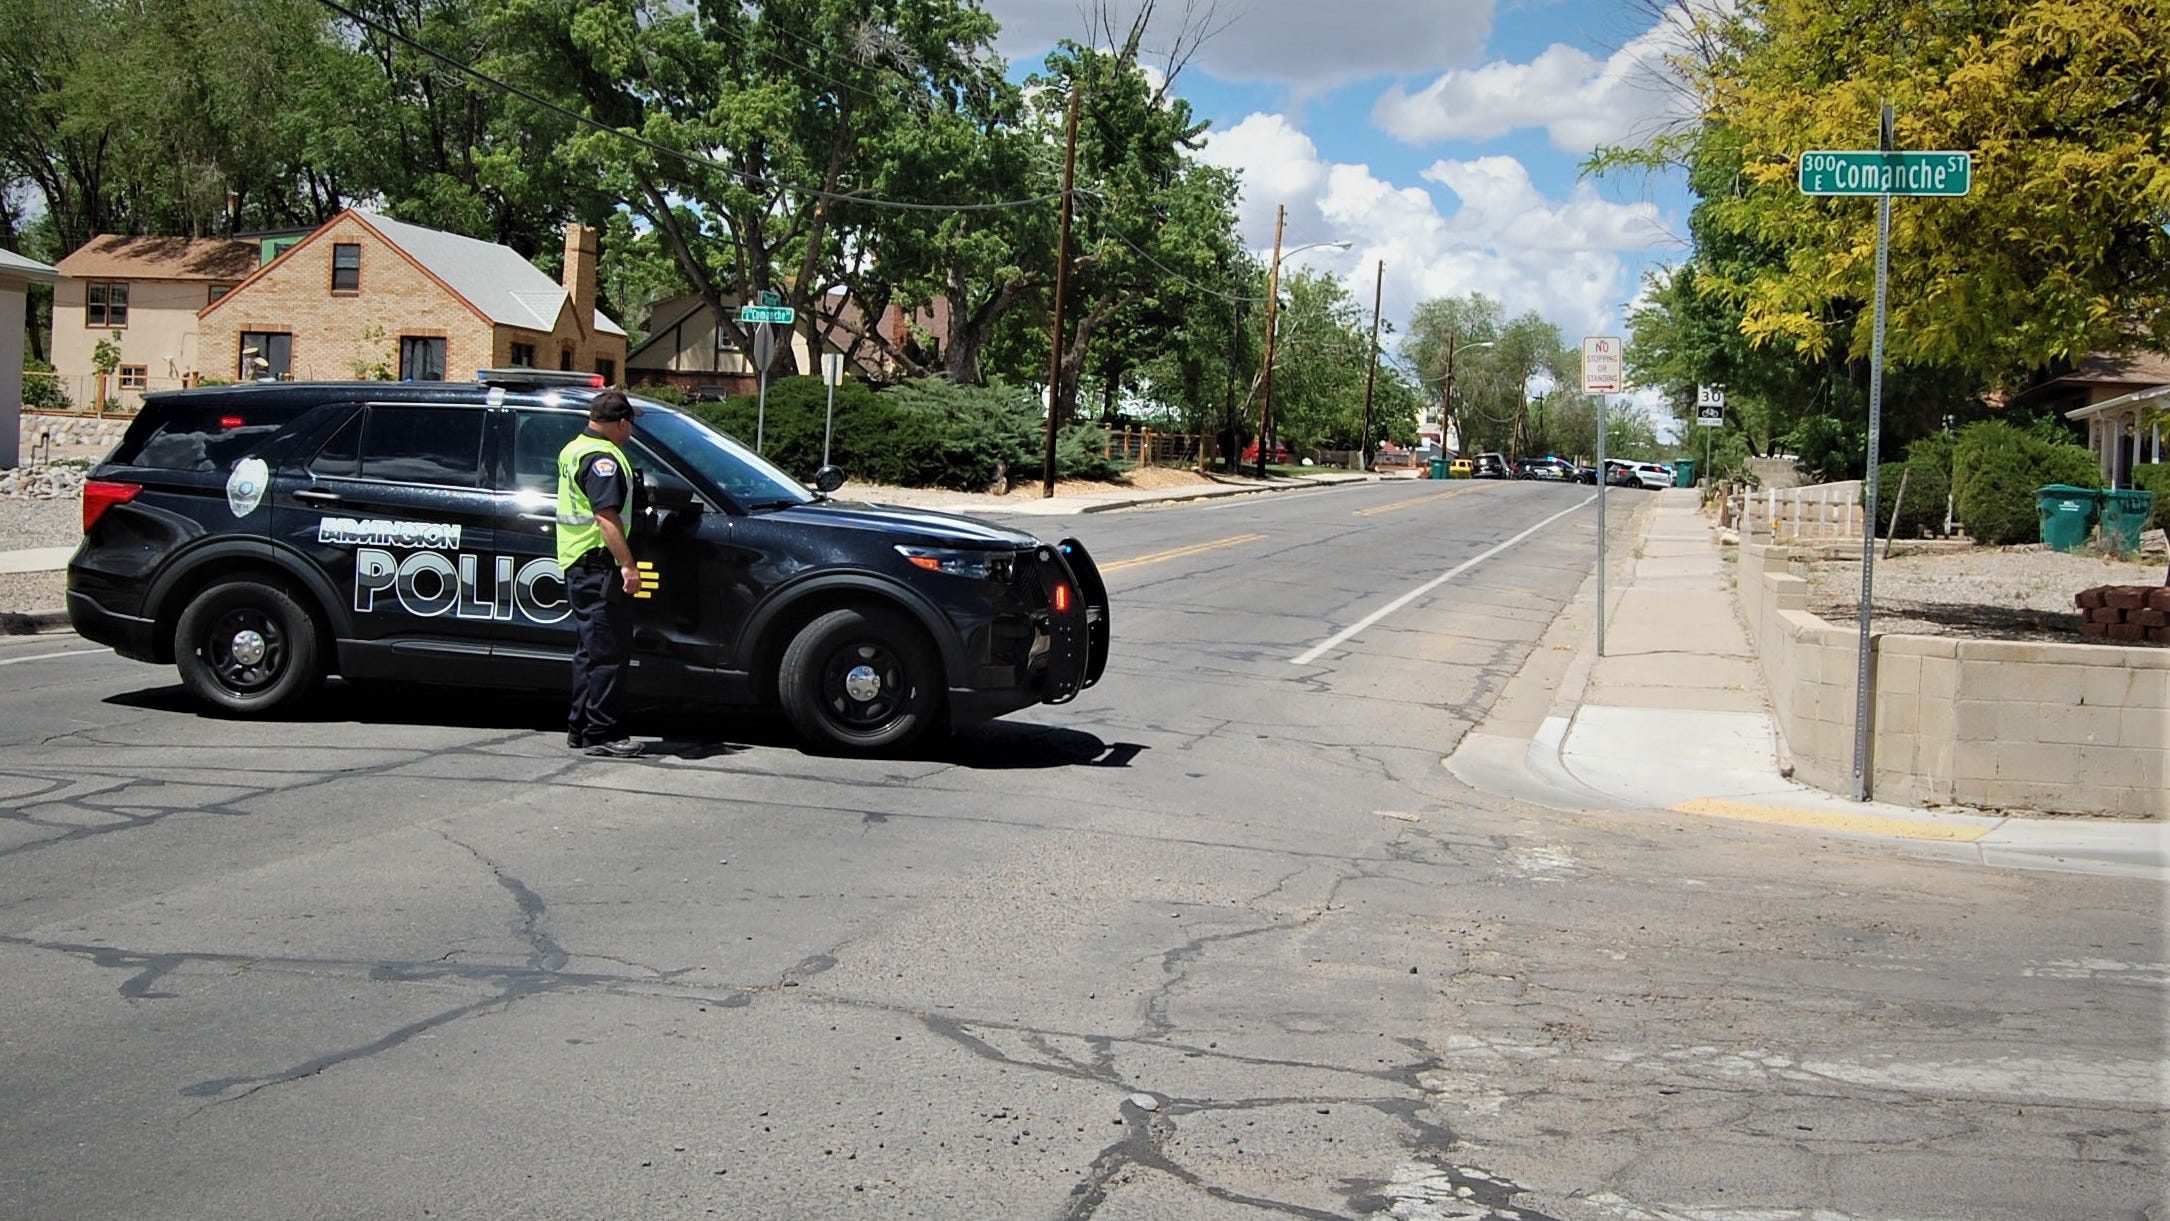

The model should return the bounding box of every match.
[2066,382,2170,423]
[355,212,624,337]
[55,235,257,282]
[0,247,58,284]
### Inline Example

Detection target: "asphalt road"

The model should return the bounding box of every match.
[1,478,2161,1220]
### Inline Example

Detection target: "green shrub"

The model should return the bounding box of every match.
[2130,463,2169,531]
[21,359,71,411]
[635,382,690,406]
[1904,431,1956,480]
[1784,415,1864,483]
[1864,459,1953,538]
[681,376,1122,490]
[1951,421,2104,545]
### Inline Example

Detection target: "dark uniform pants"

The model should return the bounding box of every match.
[567,553,635,744]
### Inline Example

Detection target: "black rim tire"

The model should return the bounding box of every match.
[174,579,322,714]
[777,607,939,752]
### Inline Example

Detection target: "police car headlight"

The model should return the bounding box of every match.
[895,545,1011,582]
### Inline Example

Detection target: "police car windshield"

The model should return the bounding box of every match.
[634,405,813,509]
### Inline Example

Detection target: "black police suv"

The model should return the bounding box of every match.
[67,372,1110,753]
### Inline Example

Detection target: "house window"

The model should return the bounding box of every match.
[331,243,361,293]
[560,346,574,371]
[238,332,292,380]
[595,357,616,385]
[398,336,446,381]
[118,365,148,390]
[208,283,235,304]
[509,342,537,367]
[87,282,129,328]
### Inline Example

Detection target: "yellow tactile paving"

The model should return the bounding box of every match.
[1670,797,1996,842]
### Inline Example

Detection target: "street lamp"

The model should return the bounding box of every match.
[1257,207,1351,477]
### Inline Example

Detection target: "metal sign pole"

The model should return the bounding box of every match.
[1596,392,1607,657]
[1852,104,1894,802]
[754,322,772,455]
[821,352,843,467]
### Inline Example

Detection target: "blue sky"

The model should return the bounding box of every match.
[983,0,1701,355]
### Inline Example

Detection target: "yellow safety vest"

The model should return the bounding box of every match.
[555,432,635,570]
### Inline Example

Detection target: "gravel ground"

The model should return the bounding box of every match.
[1,494,83,551]
[1802,537,2169,643]
[0,571,66,616]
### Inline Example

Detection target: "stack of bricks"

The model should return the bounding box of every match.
[2075,585,2170,641]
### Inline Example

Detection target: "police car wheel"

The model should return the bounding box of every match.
[175,579,322,714]
[778,607,937,752]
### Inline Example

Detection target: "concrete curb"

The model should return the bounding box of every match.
[1441,492,2166,880]
[1,609,71,635]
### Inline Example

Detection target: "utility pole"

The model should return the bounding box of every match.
[1255,204,1285,479]
[1360,259,1383,472]
[1041,86,1080,498]
[1441,329,1458,457]
[1509,381,1526,466]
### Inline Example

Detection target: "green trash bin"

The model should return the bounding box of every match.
[2098,488,2156,554]
[2035,485,2100,553]
[1428,458,1447,480]
[1673,458,1698,488]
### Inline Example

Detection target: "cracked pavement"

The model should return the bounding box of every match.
[0,480,2160,1219]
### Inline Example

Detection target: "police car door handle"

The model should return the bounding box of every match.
[294,488,342,503]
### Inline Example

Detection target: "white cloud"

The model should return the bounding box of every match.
[1372,11,1703,152]
[982,0,1495,95]
[1198,114,1673,340]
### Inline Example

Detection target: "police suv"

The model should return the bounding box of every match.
[67,371,1110,752]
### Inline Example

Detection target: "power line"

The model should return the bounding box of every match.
[313,0,1066,214]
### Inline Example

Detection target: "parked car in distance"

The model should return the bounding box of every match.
[1629,462,1673,490]
[1241,439,1291,464]
[1448,458,1474,478]
[1517,457,1576,482]
[1472,452,1510,479]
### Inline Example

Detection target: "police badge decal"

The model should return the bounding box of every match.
[227,457,268,518]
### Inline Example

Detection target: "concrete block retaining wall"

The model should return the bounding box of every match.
[1737,540,2167,817]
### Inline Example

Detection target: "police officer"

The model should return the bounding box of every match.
[557,390,645,757]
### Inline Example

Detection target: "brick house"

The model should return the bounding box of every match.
[198,211,626,387]
[52,235,261,407]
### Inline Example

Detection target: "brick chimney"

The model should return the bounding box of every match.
[562,223,599,329]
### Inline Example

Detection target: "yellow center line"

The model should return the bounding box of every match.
[1355,485,1490,517]
[1100,533,1268,574]
[1670,797,1995,842]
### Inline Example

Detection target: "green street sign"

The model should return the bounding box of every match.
[1799,150,1972,196]
[758,289,783,306]
[737,304,795,325]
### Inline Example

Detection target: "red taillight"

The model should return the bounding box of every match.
[1051,584,1071,613]
[83,480,142,532]
[218,415,245,429]
[587,374,605,387]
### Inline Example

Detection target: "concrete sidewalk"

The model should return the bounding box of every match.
[1448,488,2169,880]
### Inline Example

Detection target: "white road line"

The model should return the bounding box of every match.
[0,648,106,667]
[1290,494,1594,665]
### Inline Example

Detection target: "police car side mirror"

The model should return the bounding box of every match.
[640,471,703,519]
[813,464,847,494]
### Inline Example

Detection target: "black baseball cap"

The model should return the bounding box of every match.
[588,389,642,422]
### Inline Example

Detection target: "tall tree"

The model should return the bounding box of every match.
[1667,0,2169,378]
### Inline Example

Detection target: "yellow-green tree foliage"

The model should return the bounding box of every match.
[1689,0,2168,378]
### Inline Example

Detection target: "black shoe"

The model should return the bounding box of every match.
[567,730,585,749]
[584,738,644,758]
